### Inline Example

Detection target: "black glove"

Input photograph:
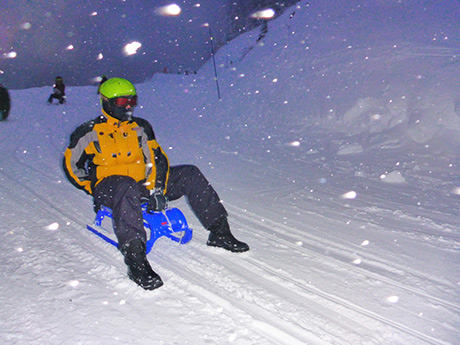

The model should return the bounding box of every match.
[142,188,167,213]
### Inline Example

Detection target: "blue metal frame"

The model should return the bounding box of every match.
[86,205,193,254]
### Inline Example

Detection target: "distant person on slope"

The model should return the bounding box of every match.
[97,75,108,94]
[0,84,11,120]
[62,78,249,290]
[47,76,66,105]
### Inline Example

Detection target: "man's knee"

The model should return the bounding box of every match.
[170,165,205,185]
[112,176,143,198]
[183,164,204,180]
[94,175,141,209]
[176,164,200,174]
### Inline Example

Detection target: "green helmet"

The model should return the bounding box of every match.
[100,78,137,121]
[99,78,136,99]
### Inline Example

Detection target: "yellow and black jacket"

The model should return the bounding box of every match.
[63,111,169,195]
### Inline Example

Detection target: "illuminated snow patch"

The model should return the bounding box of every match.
[45,222,59,231]
[3,52,17,59]
[123,41,142,56]
[380,170,406,184]
[337,143,363,155]
[20,22,32,30]
[352,258,361,265]
[68,280,80,287]
[251,8,275,19]
[451,187,460,195]
[156,4,181,16]
[341,191,357,199]
[92,76,104,83]
[387,295,399,303]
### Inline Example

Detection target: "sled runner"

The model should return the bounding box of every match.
[86,205,193,254]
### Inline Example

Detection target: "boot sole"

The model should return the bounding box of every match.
[128,273,164,290]
[142,278,164,290]
[207,241,250,253]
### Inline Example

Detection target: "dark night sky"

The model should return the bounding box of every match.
[0,0,262,89]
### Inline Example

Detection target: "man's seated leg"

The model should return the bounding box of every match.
[167,165,249,252]
[93,175,164,289]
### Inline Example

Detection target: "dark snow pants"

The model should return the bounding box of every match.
[92,165,227,250]
[47,93,65,104]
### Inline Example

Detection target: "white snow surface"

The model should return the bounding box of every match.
[1,1,460,344]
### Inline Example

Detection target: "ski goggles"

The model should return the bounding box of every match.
[112,95,138,108]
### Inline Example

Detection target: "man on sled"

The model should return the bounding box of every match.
[63,78,249,290]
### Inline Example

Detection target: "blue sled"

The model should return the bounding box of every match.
[86,204,193,254]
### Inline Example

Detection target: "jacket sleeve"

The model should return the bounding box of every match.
[135,117,170,192]
[62,122,95,195]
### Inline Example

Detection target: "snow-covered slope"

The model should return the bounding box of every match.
[1,1,459,344]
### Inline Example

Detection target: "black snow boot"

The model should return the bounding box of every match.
[123,239,163,290]
[207,217,250,253]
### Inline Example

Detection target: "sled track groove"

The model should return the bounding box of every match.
[153,248,333,345]
[154,235,447,345]
[222,205,456,345]
[239,255,449,345]
[0,166,122,270]
[227,204,460,313]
